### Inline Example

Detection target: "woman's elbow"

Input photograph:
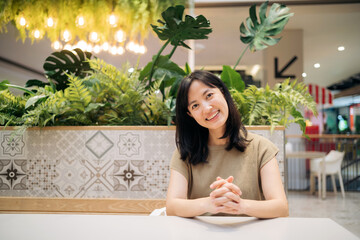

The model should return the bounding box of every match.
[165,199,176,216]
[280,199,289,217]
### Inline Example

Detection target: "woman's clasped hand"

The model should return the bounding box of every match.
[209,176,244,215]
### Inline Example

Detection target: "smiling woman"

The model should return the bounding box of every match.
[166,70,288,218]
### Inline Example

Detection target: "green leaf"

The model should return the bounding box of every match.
[151,5,212,49]
[142,55,186,91]
[0,80,35,95]
[84,103,105,113]
[184,62,192,75]
[25,95,48,109]
[291,107,306,132]
[43,48,92,90]
[239,1,294,52]
[220,65,245,92]
[0,80,10,91]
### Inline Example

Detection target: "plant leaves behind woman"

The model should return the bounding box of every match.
[221,1,294,91]
[141,5,212,89]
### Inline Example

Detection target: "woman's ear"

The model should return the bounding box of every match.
[187,111,193,118]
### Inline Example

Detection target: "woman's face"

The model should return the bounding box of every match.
[187,80,229,133]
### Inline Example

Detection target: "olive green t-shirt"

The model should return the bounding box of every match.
[170,132,279,201]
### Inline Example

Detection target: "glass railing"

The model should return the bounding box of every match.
[286,134,360,192]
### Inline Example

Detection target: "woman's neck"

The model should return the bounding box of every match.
[208,128,228,146]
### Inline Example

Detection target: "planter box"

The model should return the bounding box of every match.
[0,126,285,208]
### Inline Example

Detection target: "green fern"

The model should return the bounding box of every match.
[143,80,174,125]
[231,79,317,133]
[0,90,27,126]
[66,75,92,112]
[84,58,147,125]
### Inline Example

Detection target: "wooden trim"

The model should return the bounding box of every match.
[1,126,177,131]
[286,134,360,139]
[1,125,285,131]
[245,125,285,130]
[0,197,165,214]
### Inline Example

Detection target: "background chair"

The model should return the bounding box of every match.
[309,150,345,198]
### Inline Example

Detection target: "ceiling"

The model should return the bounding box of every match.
[0,1,359,92]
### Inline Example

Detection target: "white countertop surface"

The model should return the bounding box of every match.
[0,214,358,240]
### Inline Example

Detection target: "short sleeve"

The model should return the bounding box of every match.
[170,149,189,180]
[256,134,279,168]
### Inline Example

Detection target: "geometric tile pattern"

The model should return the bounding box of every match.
[81,159,114,198]
[113,160,145,191]
[118,132,142,157]
[0,132,26,159]
[0,159,27,190]
[0,128,285,199]
[27,159,57,195]
[86,131,114,159]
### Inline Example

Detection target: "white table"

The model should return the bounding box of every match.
[286,151,327,199]
[0,214,358,240]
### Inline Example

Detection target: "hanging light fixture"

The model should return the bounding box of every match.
[0,0,186,55]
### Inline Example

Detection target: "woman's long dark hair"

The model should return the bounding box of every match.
[175,70,249,165]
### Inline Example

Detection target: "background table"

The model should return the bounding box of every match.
[0,214,358,240]
[286,151,327,198]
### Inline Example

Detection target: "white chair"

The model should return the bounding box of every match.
[310,150,345,198]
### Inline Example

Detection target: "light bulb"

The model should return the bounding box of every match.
[338,46,345,51]
[76,16,85,27]
[93,45,101,54]
[63,30,72,42]
[102,42,109,51]
[110,46,117,55]
[89,32,99,43]
[86,44,93,52]
[314,63,320,69]
[47,17,54,27]
[64,44,72,50]
[33,30,41,39]
[109,14,117,27]
[139,45,146,54]
[302,72,307,78]
[126,41,135,51]
[52,41,62,50]
[115,30,125,42]
[19,17,26,26]
[134,44,140,54]
[117,46,124,55]
[77,40,87,51]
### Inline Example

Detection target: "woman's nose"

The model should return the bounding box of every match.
[203,102,212,112]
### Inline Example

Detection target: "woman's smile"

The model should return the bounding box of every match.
[206,110,220,121]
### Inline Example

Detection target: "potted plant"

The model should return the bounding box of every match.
[0,2,316,213]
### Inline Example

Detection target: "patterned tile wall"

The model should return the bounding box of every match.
[0,128,284,199]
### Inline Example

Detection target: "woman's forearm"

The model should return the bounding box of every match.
[166,197,211,217]
[241,198,289,218]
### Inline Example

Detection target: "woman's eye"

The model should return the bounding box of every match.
[206,93,213,99]
[191,104,198,110]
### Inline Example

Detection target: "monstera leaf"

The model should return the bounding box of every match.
[43,48,92,90]
[239,1,294,52]
[151,5,212,49]
[146,5,212,86]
